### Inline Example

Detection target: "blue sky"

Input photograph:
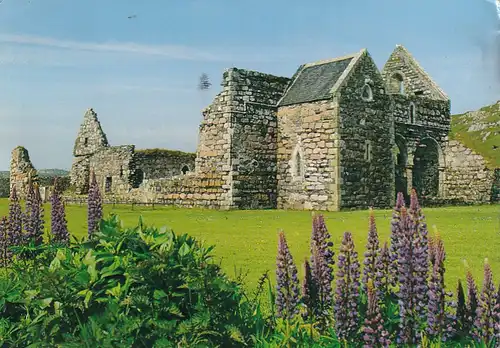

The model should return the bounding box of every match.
[0,0,498,170]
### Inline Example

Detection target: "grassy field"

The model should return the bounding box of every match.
[0,199,498,291]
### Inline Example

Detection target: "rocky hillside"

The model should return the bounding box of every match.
[450,102,500,169]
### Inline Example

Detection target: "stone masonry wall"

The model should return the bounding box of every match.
[392,96,450,200]
[338,53,394,209]
[89,145,135,196]
[442,140,494,203]
[227,69,290,209]
[277,100,339,211]
[134,149,196,181]
[10,146,38,199]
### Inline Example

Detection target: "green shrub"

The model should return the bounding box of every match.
[0,215,258,347]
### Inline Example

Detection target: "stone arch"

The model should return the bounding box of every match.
[181,165,190,174]
[290,144,305,180]
[412,137,445,198]
[393,134,409,201]
[390,72,405,95]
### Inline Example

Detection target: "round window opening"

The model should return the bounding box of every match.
[361,84,373,101]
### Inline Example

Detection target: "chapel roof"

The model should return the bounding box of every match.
[278,53,359,106]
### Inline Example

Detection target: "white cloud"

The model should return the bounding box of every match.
[0,33,300,65]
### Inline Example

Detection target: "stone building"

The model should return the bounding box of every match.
[66,44,498,210]
[69,108,196,195]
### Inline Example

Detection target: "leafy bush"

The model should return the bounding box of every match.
[0,177,498,347]
[0,215,258,347]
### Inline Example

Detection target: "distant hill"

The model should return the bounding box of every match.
[0,169,69,178]
[450,102,500,169]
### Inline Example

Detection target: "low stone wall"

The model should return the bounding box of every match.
[134,149,196,180]
[443,140,495,203]
[117,172,230,209]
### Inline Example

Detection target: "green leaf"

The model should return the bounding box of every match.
[48,257,61,273]
[153,289,168,300]
[178,242,190,257]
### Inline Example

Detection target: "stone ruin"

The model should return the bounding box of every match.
[7,44,495,210]
[10,146,38,200]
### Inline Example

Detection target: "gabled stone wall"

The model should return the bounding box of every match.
[337,53,393,209]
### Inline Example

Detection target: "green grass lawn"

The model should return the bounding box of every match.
[1,199,498,291]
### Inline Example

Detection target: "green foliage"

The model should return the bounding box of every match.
[450,103,500,169]
[134,148,196,158]
[0,215,260,347]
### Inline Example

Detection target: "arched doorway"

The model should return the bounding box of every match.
[394,134,408,202]
[412,138,443,199]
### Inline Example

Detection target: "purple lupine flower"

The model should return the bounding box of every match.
[389,192,405,288]
[465,270,479,336]
[375,241,392,299]
[87,171,103,239]
[473,260,497,344]
[50,178,70,245]
[301,258,317,321]
[0,217,10,267]
[334,231,361,342]
[8,186,23,247]
[275,230,300,320]
[362,279,390,347]
[395,207,421,345]
[408,189,429,317]
[427,237,446,338]
[309,214,335,322]
[493,283,500,342]
[455,279,467,338]
[24,182,44,246]
[362,209,381,293]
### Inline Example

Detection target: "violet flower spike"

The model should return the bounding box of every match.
[375,241,392,299]
[309,214,335,322]
[301,258,317,321]
[465,269,479,337]
[362,209,381,293]
[473,259,496,344]
[334,231,361,342]
[395,207,421,345]
[0,217,10,267]
[50,178,70,245]
[87,171,103,239]
[389,191,405,288]
[362,279,390,347]
[8,186,23,247]
[275,230,300,320]
[426,237,446,338]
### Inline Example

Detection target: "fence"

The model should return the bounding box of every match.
[62,197,167,210]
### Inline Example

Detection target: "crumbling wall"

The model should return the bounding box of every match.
[10,146,38,199]
[89,145,135,196]
[442,140,495,203]
[134,149,196,181]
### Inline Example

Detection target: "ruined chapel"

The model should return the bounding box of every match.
[67,45,496,211]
